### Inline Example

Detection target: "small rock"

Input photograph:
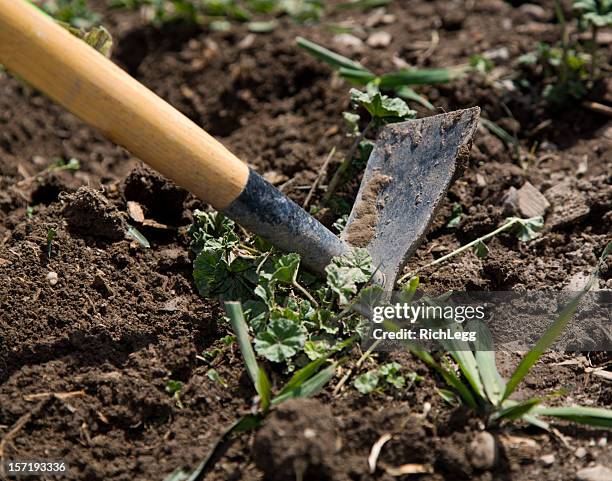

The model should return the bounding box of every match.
[575,447,588,459]
[597,437,607,447]
[238,33,256,49]
[127,201,145,223]
[468,432,498,470]
[263,171,288,185]
[333,33,363,49]
[505,181,550,218]
[47,271,58,286]
[540,454,555,466]
[518,3,550,21]
[476,173,487,188]
[365,8,386,27]
[544,181,590,229]
[366,31,392,48]
[576,465,612,481]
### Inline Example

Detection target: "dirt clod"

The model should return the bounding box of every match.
[253,399,337,481]
[467,431,498,470]
[61,186,127,240]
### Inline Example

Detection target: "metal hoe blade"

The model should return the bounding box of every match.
[342,107,480,288]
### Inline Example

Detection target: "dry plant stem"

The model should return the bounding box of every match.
[398,218,521,284]
[333,339,381,395]
[303,147,335,209]
[324,120,374,203]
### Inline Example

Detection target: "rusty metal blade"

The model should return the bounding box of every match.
[342,107,480,288]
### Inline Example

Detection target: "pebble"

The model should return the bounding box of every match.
[366,31,392,48]
[468,432,498,470]
[576,465,612,481]
[518,3,549,21]
[540,454,555,466]
[575,447,588,459]
[47,271,58,286]
[504,181,550,218]
[333,33,363,49]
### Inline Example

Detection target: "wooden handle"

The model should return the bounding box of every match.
[0,0,249,209]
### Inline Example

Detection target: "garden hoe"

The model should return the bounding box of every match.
[0,0,480,289]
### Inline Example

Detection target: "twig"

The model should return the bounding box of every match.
[582,101,612,118]
[333,339,381,395]
[24,390,85,401]
[303,147,335,209]
[398,218,522,284]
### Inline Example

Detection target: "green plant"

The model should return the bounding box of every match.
[37,0,101,28]
[573,0,612,77]
[297,36,468,111]
[354,362,421,394]
[517,1,610,104]
[190,210,374,369]
[324,84,415,202]
[390,243,612,429]
[165,380,184,408]
[109,0,324,27]
[46,228,57,259]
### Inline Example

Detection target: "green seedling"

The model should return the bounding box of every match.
[517,1,609,105]
[206,368,228,387]
[390,243,612,429]
[354,362,421,394]
[446,203,463,229]
[398,216,544,284]
[46,228,56,259]
[26,206,35,219]
[334,0,391,10]
[125,225,150,248]
[165,380,184,408]
[573,0,612,77]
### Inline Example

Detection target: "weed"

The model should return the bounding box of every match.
[389,243,612,429]
[165,380,184,408]
[517,0,611,105]
[297,36,468,111]
[354,362,421,394]
[46,228,57,259]
[573,0,612,77]
[190,210,373,368]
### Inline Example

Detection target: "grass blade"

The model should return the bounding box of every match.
[379,67,466,87]
[256,366,272,413]
[224,301,259,386]
[296,36,367,72]
[532,406,612,428]
[502,243,610,401]
[396,86,435,110]
[338,67,377,84]
[493,398,542,422]
[277,337,353,397]
[522,414,550,430]
[272,363,336,405]
[471,322,504,405]
[383,319,479,409]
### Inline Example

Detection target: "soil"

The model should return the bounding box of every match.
[0,1,611,481]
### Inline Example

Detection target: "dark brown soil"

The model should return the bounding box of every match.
[1,1,611,480]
